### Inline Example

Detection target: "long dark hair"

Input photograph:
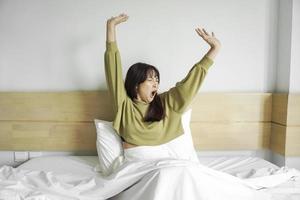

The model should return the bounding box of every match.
[125,62,165,122]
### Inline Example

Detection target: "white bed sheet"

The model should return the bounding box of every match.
[0,155,298,200]
[16,155,277,178]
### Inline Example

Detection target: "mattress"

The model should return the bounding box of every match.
[1,154,299,199]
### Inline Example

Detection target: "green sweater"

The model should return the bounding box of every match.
[104,41,213,146]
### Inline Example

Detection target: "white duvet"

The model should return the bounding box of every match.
[1,156,300,200]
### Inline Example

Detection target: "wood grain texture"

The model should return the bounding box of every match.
[287,94,300,126]
[0,121,96,151]
[272,93,288,125]
[191,93,272,122]
[0,91,275,152]
[285,94,300,155]
[191,122,271,150]
[270,93,300,156]
[0,91,114,121]
[270,123,286,156]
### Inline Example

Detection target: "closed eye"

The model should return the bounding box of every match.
[147,76,159,83]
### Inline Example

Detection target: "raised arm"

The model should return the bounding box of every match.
[106,14,129,42]
[195,27,221,60]
[163,27,221,113]
[105,13,129,115]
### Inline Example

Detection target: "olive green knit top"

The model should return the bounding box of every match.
[104,41,213,146]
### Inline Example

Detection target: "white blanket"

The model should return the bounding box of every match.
[1,156,299,200]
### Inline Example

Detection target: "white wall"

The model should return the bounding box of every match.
[0,0,279,93]
[275,0,300,93]
[289,0,300,93]
[275,0,292,92]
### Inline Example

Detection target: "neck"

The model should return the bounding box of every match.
[135,94,148,104]
[134,97,149,104]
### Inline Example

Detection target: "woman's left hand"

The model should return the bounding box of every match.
[195,27,221,49]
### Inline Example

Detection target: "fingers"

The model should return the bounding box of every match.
[195,28,207,37]
[118,13,129,19]
[119,13,127,17]
[109,13,129,21]
[107,13,129,26]
[195,27,216,38]
[195,28,203,37]
[195,28,208,40]
[116,13,129,22]
[202,28,210,36]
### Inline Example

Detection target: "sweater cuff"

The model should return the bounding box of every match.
[198,55,214,70]
[106,41,118,51]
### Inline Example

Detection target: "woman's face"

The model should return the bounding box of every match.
[136,71,159,104]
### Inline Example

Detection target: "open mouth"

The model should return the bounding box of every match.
[151,91,157,98]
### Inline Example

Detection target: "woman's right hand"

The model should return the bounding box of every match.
[107,13,129,27]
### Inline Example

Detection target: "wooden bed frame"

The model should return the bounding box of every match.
[0,91,299,157]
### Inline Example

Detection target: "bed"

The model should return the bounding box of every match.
[0,91,300,199]
[0,154,298,199]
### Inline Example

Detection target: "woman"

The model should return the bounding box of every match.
[105,13,220,150]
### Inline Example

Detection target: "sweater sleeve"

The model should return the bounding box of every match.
[104,41,127,115]
[164,56,213,113]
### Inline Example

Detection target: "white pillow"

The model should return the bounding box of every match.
[181,108,200,163]
[166,108,200,163]
[94,119,123,176]
[94,109,198,175]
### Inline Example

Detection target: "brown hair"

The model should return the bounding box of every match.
[125,62,165,122]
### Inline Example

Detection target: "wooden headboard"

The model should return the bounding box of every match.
[0,91,298,156]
